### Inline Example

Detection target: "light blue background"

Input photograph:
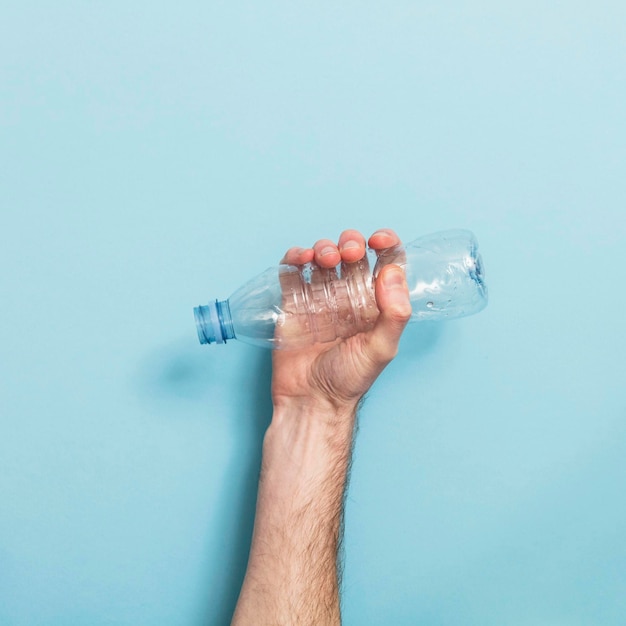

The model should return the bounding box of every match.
[1,2,625,624]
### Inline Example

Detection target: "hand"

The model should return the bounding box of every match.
[271,228,412,418]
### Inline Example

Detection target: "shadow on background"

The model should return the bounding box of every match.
[135,339,273,625]
[135,339,224,404]
[199,350,273,626]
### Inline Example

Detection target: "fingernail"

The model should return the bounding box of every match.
[382,267,405,288]
[341,240,360,250]
[320,246,337,256]
[372,229,391,238]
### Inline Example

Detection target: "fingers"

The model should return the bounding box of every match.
[281,247,315,265]
[281,229,394,267]
[364,264,412,364]
[312,239,342,268]
[368,228,401,251]
[338,229,367,263]
[369,228,405,275]
[310,231,368,268]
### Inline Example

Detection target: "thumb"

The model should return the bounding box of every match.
[365,265,412,364]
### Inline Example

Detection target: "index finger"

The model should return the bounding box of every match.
[368,228,401,251]
[369,228,406,278]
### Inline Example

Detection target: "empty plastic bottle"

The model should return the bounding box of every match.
[193,229,488,350]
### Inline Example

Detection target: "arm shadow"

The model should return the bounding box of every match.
[198,349,273,625]
[134,340,273,626]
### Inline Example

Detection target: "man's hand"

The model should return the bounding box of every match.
[272,227,412,417]
[232,228,411,626]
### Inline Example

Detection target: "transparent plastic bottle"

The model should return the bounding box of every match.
[193,229,488,350]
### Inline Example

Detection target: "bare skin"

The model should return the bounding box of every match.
[231,228,411,626]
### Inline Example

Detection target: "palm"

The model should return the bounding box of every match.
[272,332,383,409]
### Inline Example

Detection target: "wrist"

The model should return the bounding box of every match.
[261,400,358,495]
[269,398,358,456]
[272,395,358,427]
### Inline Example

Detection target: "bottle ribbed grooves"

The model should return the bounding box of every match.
[343,256,377,337]
[323,269,339,339]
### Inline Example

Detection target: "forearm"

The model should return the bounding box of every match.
[232,400,358,626]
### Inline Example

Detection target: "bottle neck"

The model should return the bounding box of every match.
[194,300,235,345]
